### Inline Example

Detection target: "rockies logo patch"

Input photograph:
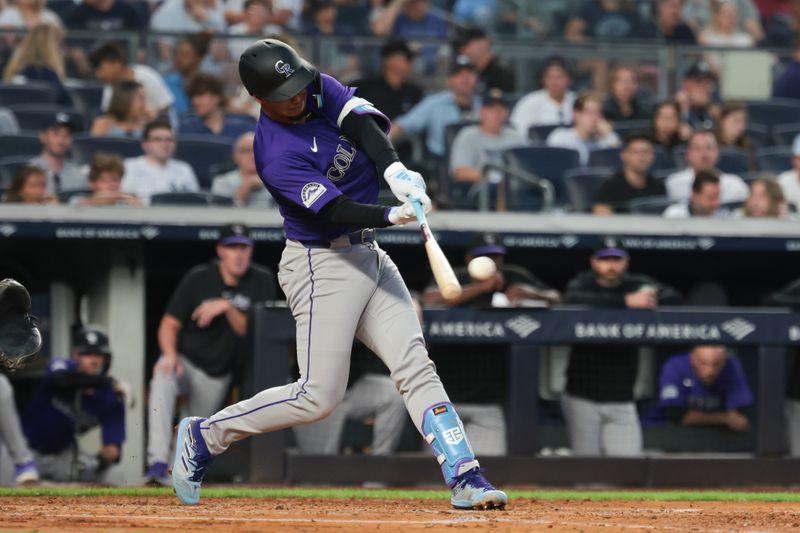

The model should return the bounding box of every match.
[301,182,327,208]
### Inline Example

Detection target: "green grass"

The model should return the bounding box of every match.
[0,486,799,502]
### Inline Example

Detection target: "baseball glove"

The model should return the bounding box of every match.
[0,278,42,371]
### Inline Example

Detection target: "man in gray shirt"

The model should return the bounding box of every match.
[211,132,273,209]
[29,113,87,194]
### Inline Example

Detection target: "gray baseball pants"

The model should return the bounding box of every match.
[147,356,232,466]
[0,374,34,466]
[202,238,450,455]
[786,399,800,456]
[561,393,642,456]
[456,404,507,456]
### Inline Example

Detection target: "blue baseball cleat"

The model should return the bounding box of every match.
[171,416,213,505]
[450,468,508,510]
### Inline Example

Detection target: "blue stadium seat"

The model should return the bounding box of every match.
[0,156,36,187]
[71,135,143,164]
[68,84,105,113]
[628,196,674,215]
[563,167,613,212]
[745,123,770,147]
[174,136,234,190]
[528,124,560,143]
[717,148,750,175]
[756,148,793,173]
[588,147,621,168]
[746,99,800,130]
[652,167,679,180]
[0,84,56,106]
[9,105,85,134]
[651,145,675,171]
[613,120,650,138]
[149,192,235,206]
[501,146,581,210]
[0,134,41,157]
[772,123,800,147]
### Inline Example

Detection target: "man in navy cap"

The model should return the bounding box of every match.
[144,224,276,485]
[29,113,87,195]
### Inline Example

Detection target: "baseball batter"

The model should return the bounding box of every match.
[171,39,507,510]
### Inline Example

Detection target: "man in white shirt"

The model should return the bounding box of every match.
[227,0,282,59]
[510,56,575,138]
[666,130,748,203]
[211,132,273,208]
[122,121,199,201]
[545,91,619,165]
[777,135,800,210]
[150,0,227,33]
[90,42,175,121]
[664,171,728,218]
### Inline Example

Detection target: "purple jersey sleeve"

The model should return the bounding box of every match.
[657,354,690,408]
[263,153,342,213]
[721,356,754,410]
[312,73,391,134]
[98,389,126,446]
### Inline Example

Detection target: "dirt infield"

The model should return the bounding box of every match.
[1,495,800,532]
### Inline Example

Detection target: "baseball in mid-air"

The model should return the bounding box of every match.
[467,256,496,281]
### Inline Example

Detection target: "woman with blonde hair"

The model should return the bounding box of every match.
[0,0,61,29]
[90,81,148,138]
[2,24,71,104]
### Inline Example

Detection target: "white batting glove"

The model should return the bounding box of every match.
[384,162,427,203]
[387,203,416,225]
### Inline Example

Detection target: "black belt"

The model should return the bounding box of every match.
[297,228,376,249]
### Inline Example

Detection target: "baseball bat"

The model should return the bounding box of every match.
[410,198,462,301]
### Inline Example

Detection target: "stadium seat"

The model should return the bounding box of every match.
[175,136,234,190]
[72,135,143,164]
[563,167,613,212]
[628,196,674,215]
[756,148,793,173]
[0,156,35,187]
[68,84,105,113]
[0,134,41,157]
[612,120,650,138]
[746,99,800,130]
[57,189,92,203]
[588,147,621,168]
[501,146,581,210]
[9,105,85,134]
[0,84,56,106]
[46,0,76,20]
[745,123,770,147]
[527,124,560,143]
[717,148,750,175]
[651,145,675,172]
[652,167,679,180]
[772,123,800,147]
[149,192,235,207]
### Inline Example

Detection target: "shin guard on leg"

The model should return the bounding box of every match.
[421,402,479,487]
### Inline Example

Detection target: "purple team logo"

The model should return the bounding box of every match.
[326,136,357,182]
[301,182,327,208]
[275,60,295,78]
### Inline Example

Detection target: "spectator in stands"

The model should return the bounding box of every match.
[683,0,763,43]
[261,0,303,32]
[0,373,39,485]
[90,80,148,138]
[714,101,756,170]
[564,0,655,41]
[22,328,128,483]
[546,91,620,166]
[675,61,718,130]
[303,2,360,82]
[391,55,480,160]
[449,89,527,188]
[227,0,281,59]
[353,39,422,120]
[63,0,142,31]
[144,223,275,485]
[122,120,199,202]
[211,132,272,208]
[0,108,18,134]
[773,35,800,101]
[602,64,652,123]
[739,176,788,218]
[593,133,666,214]
[654,345,753,432]
[179,73,253,141]
[777,135,800,209]
[664,170,726,218]
[72,153,142,206]
[90,42,174,123]
[510,56,575,135]
[150,0,226,33]
[453,26,515,93]
[164,33,210,116]
[0,0,61,29]
[666,130,748,202]
[3,164,56,204]
[371,0,447,74]
[424,234,559,455]
[699,0,756,48]
[1,24,71,105]
[649,100,691,155]
[561,236,682,456]
[30,113,86,194]
[656,0,697,43]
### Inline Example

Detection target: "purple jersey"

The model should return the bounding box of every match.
[253,73,390,241]
[22,358,125,454]
[657,353,753,414]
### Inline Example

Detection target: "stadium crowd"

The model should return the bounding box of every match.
[2,0,800,484]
